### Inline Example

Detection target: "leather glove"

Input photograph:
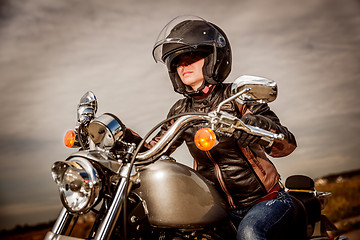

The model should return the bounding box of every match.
[235,114,272,147]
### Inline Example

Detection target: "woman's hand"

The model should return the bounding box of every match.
[235,114,272,147]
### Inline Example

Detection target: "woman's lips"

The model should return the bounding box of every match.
[183,71,192,76]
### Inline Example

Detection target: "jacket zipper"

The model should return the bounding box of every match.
[205,151,237,209]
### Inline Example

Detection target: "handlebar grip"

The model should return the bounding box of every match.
[258,133,284,147]
[241,125,284,147]
[245,125,283,139]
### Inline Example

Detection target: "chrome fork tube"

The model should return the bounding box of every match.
[51,207,73,235]
[94,174,129,240]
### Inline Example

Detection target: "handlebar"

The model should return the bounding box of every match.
[136,115,211,162]
[135,111,284,163]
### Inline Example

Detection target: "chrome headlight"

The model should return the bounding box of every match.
[51,157,101,214]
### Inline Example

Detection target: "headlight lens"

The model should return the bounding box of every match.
[51,157,101,214]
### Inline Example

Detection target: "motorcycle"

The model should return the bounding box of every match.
[44,76,344,240]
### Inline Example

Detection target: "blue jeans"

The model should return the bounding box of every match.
[229,189,294,240]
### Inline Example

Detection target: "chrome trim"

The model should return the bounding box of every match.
[94,166,132,240]
[51,207,73,235]
[135,110,284,162]
[216,88,250,113]
[44,231,83,239]
[136,115,211,162]
[69,150,122,174]
[52,157,101,214]
[77,91,97,123]
[88,114,125,149]
[318,191,332,210]
[230,75,278,104]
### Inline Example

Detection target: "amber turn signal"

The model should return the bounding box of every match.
[194,128,217,151]
[64,130,76,148]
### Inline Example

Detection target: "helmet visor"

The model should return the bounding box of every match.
[152,15,227,63]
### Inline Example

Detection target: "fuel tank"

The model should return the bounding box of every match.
[133,159,228,228]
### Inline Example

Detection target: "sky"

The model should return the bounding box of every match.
[0,0,359,230]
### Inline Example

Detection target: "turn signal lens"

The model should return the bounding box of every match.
[64,130,76,148]
[194,128,217,151]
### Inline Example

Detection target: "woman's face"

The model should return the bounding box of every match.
[176,53,205,91]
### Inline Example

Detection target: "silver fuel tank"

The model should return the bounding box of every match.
[133,159,228,228]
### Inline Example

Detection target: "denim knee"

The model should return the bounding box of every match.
[237,221,265,240]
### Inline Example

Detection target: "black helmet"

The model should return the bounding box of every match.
[152,15,231,96]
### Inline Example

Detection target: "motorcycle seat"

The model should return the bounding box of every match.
[285,175,322,224]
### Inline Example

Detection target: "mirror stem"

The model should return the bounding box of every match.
[216,88,251,113]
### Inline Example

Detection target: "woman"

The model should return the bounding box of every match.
[147,15,297,240]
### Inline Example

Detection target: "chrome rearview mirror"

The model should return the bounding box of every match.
[77,91,98,123]
[231,75,277,105]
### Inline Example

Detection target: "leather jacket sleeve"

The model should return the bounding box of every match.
[236,102,297,157]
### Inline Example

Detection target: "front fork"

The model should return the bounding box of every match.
[94,176,129,240]
[51,207,74,235]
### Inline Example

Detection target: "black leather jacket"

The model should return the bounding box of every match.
[147,83,297,208]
